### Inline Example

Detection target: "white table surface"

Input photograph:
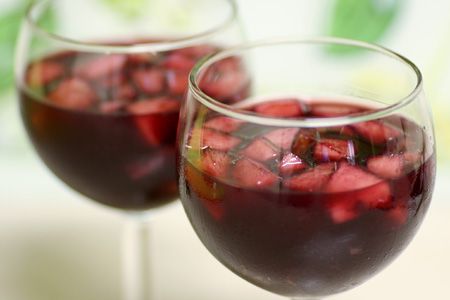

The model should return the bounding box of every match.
[0,157,449,300]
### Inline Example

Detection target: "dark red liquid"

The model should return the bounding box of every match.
[19,42,248,210]
[179,99,435,297]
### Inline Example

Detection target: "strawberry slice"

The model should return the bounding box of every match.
[112,83,137,101]
[352,120,400,144]
[232,158,279,189]
[162,52,196,71]
[284,163,336,192]
[175,44,218,59]
[292,129,316,157]
[75,54,127,80]
[27,61,64,86]
[240,139,278,162]
[166,70,189,95]
[48,78,96,110]
[201,149,230,179]
[132,69,165,94]
[185,164,224,220]
[264,128,299,150]
[279,153,307,176]
[314,139,356,162]
[310,102,362,117]
[201,129,241,152]
[204,116,244,133]
[128,98,180,146]
[127,97,180,115]
[253,99,304,118]
[326,162,391,209]
[367,153,421,179]
[327,200,359,224]
[199,57,249,101]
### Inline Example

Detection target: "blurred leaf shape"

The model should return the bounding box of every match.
[101,0,150,19]
[0,0,56,95]
[327,0,404,54]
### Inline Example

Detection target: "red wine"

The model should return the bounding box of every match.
[20,42,247,210]
[179,98,435,297]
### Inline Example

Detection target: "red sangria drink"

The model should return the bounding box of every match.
[19,44,223,210]
[177,39,436,299]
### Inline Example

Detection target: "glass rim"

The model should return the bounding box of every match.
[25,0,239,53]
[188,37,424,127]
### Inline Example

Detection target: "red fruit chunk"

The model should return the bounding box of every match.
[132,69,165,94]
[162,53,196,70]
[27,61,64,86]
[264,128,299,150]
[112,84,137,101]
[326,162,391,209]
[232,158,279,189]
[311,103,362,117]
[279,153,307,176]
[99,100,126,113]
[327,200,359,224]
[253,99,304,118]
[352,121,400,144]
[204,116,244,133]
[201,129,241,152]
[127,97,180,115]
[314,139,356,162]
[201,149,230,179]
[166,70,189,95]
[284,163,336,192]
[292,129,316,157]
[240,139,278,162]
[367,153,421,179]
[199,57,248,101]
[75,54,127,80]
[127,53,158,65]
[388,205,408,225]
[48,78,96,110]
[176,45,217,59]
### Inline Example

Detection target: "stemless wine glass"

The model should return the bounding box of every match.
[177,38,436,299]
[15,0,242,299]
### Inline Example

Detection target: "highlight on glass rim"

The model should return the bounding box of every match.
[0,1,448,300]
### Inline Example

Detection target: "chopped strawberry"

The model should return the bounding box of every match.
[132,69,165,94]
[204,116,244,133]
[75,54,127,80]
[279,153,307,176]
[127,97,180,115]
[310,102,362,117]
[175,44,217,59]
[314,139,356,162]
[240,139,278,162]
[232,158,279,189]
[367,153,421,179]
[352,120,400,144]
[99,100,127,113]
[112,83,137,101]
[27,61,64,86]
[201,149,230,179]
[292,129,316,157]
[130,99,179,146]
[199,57,248,100]
[162,53,196,70]
[201,128,241,151]
[264,128,299,150]
[127,53,158,65]
[48,78,96,110]
[166,70,189,95]
[327,199,359,224]
[185,164,224,220]
[326,162,391,209]
[253,99,304,118]
[388,205,408,225]
[284,163,336,192]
